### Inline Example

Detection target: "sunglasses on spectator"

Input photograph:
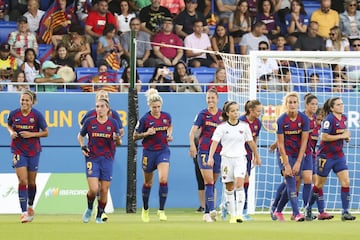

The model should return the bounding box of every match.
[353,44,360,47]
[329,33,335,36]
[349,4,357,7]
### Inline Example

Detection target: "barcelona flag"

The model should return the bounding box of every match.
[78,70,119,92]
[105,52,121,71]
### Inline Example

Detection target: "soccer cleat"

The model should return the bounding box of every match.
[203,213,213,223]
[27,207,34,222]
[20,212,29,223]
[195,206,205,213]
[270,208,277,221]
[157,210,167,221]
[220,202,228,220]
[101,212,108,222]
[294,213,305,222]
[317,212,334,220]
[141,208,150,223]
[243,214,253,221]
[229,216,237,224]
[209,210,217,222]
[341,212,356,221]
[236,215,244,223]
[95,217,104,224]
[82,208,92,223]
[305,208,313,221]
[274,211,285,222]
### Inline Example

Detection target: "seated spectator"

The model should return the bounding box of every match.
[294,21,325,51]
[273,34,291,67]
[75,0,93,24]
[340,0,360,41]
[120,17,151,67]
[8,16,38,66]
[310,0,339,39]
[285,0,309,47]
[306,72,323,92]
[173,61,202,92]
[52,24,94,67]
[255,0,281,41]
[207,67,228,92]
[149,65,176,92]
[160,0,185,16]
[240,21,269,55]
[20,48,41,83]
[326,26,350,51]
[184,19,218,68]
[34,60,64,92]
[343,38,360,89]
[0,43,17,91]
[196,0,211,19]
[97,23,124,70]
[275,0,292,26]
[8,70,29,92]
[175,0,209,39]
[228,0,252,44]
[119,65,142,92]
[332,72,346,92]
[150,17,183,67]
[211,23,235,68]
[0,0,9,21]
[247,0,258,21]
[23,0,45,34]
[115,0,136,35]
[51,43,75,68]
[215,0,237,24]
[256,41,279,91]
[139,0,172,36]
[274,67,293,92]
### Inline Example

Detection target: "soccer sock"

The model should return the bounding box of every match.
[276,186,289,212]
[286,176,300,215]
[96,200,106,218]
[159,182,168,211]
[28,184,36,206]
[317,188,325,213]
[272,182,286,212]
[87,193,96,210]
[235,188,245,217]
[243,182,249,212]
[341,187,350,213]
[142,184,151,210]
[18,184,28,212]
[307,186,318,209]
[204,184,214,213]
[302,183,311,207]
[225,189,235,217]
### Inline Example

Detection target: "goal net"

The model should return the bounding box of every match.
[219,51,360,214]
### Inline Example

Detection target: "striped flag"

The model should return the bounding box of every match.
[105,52,121,71]
[78,71,119,92]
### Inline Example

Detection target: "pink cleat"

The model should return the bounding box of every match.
[317,212,334,220]
[274,212,285,222]
[294,213,305,222]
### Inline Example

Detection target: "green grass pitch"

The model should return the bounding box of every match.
[0,209,357,240]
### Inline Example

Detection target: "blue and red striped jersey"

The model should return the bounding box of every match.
[305,112,317,155]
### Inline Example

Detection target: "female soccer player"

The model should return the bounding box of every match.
[134,89,173,222]
[78,98,121,224]
[305,97,356,221]
[189,88,222,222]
[274,92,309,222]
[7,89,49,223]
[239,99,262,220]
[208,101,261,224]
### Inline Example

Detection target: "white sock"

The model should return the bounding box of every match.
[225,189,235,217]
[235,188,245,217]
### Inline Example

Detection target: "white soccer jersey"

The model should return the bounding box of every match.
[212,121,253,158]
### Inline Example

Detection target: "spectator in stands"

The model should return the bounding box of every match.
[85,0,118,41]
[326,26,350,51]
[8,70,29,92]
[173,61,202,92]
[119,65,142,92]
[195,0,211,19]
[160,0,185,16]
[23,0,45,34]
[294,21,325,51]
[256,41,279,91]
[120,17,152,67]
[175,0,209,39]
[184,19,218,68]
[340,0,360,41]
[150,17,184,67]
[274,67,293,92]
[0,43,17,91]
[8,16,38,66]
[20,48,41,84]
[0,0,9,21]
[255,0,281,41]
[207,67,228,92]
[81,62,120,92]
[273,34,291,66]
[240,21,269,55]
[75,0,93,24]
[248,0,258,21]
[149,64,176,92]
[96,23,124,68]
[51,43,75,68]
[285,0,309,47]
[115,0,136,35]
[139,0,172,36]
[344,38,360,89]
[274,0,292,27]
[310,0,339,39]
[34,60,64,92]
[306,72,322,92]
[332,72,345,92]
[228,0,252,44]
[211,23,235,68]
[215,0,238,24]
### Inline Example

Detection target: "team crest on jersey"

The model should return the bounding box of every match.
[219,116,223,122]
[298,122,302,128]
[254,125,258,130]
[239,130,244,134]
[107,126,112,131]
[163,119,168,124]
[261,105,281,133]
[30,118,35,123]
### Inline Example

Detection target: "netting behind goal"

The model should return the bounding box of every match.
[220,51,360,213]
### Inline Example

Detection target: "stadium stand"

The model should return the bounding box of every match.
[0,21,17,44]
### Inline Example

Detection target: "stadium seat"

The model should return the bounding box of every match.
[305,67,333,92]
[0,21,17,44]
[303,1,320,17]
[289,67,306,92]
[38,44,53,62]
[192,67,216,91]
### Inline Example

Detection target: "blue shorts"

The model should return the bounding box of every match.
[86,156,114,181]
[246,154,252,176]
[142,148,170,173]
[12,153,40,171]
[278,155,301,176]
[317,156,348,177]
[197,151,221,174]
[301,154,313,171]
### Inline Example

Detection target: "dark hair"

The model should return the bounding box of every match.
[323,97,341,116]
[244,99,261,115]
[130,17,141,25]
[304,93,317,105]
[150,64,167,82]
[97,61,108,70]
[290,0,307,15]
[207,87,218,96]
[233,0,250,28]
[103,23,116,35]
[11,70,26,83]
[24,48,41,70]
[121,66,140,83]
[69,24,84,35]
[173,61,191,83]
[257,0,275,14]
[258,41,269,48]
[221,101,238,121]
[192,19,203,26]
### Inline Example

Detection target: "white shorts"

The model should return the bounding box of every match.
[220,155,247,183]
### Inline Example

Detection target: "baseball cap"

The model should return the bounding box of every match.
[17,16,28,23]
[42,61,58,70]
[0,43,10,52]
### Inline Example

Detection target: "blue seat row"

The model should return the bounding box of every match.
[289,67,333,92]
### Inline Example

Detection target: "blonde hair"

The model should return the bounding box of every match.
[22,89,37,104]
[280,92,299,113]
[145,88,163,106]
[95,90,109,101]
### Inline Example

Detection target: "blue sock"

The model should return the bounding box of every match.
[243,182,249,212]
[205,184,214,213]
[87,193,95,210]
[159,183,168,210]
[18,184,28,212]
[341,187,350,213]
[272,182,286,211]
[142,184,151,210]
[276,187,289,212]
[302,184,311,207]
[286,176,300,215]
[28,184,36,206]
